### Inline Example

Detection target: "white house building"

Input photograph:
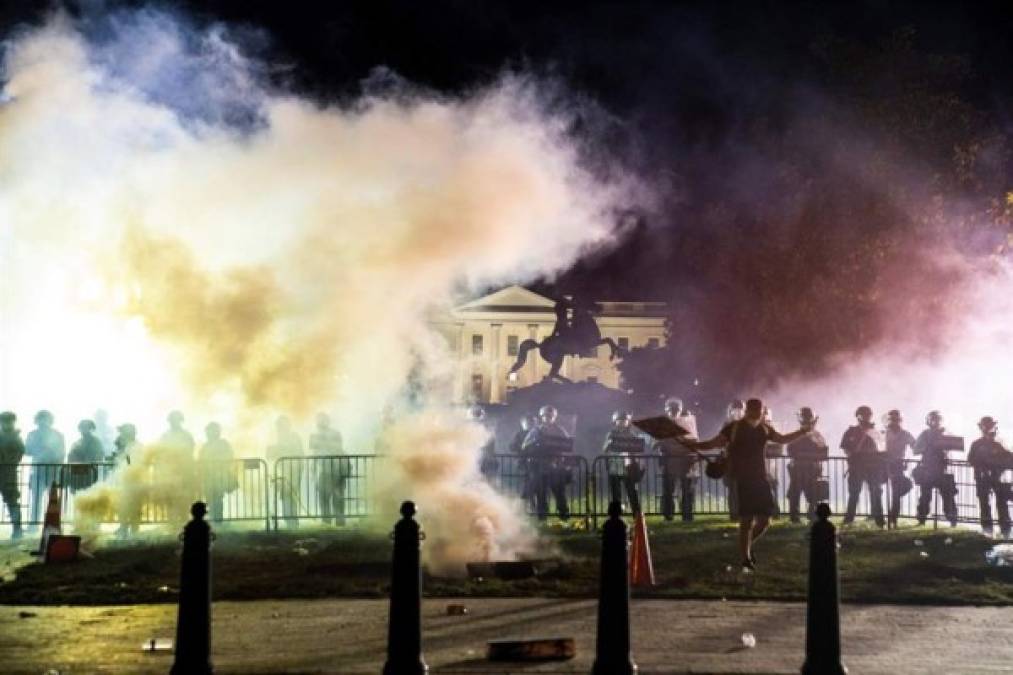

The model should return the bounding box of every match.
[430,285,667,404]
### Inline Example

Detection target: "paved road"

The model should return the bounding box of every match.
[1,598,1011,674]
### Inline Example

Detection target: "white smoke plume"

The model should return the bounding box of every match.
[766,254,1013,451]
[0,10,634,570]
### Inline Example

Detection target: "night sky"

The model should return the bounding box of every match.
[4,0,1012,405]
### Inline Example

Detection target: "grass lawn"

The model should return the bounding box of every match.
[1,516,1010,606]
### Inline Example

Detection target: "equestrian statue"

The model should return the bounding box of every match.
[508,296,625,383]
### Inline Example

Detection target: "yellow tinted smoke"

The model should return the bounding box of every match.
[1,16,628,571]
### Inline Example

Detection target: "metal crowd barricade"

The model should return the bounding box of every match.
[0,460,271,530]
[0,462,118,527]
[588,454,991,527]
[488,453,591,527]
[2,455,996,535]
[197,459,271,528]
[591,453,733,525]
[271,455,379,529]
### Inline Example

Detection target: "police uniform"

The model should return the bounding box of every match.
[655,436,697,521]
[603,427,643,515]
[967,437,1012,537]
[309,425,348,525]
[913,427,959,526]
[786,430,828,522]
[67,432,105,493]
[160,427,196,456]
[839,424,885,526]
[510,422,537,509]
[522,422,572,520]
[883,425,916,526]
[199,436,236,523]
[0,421,25,539]
[25,423,65,526]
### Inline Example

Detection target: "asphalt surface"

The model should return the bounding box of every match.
[1,597,1011,674]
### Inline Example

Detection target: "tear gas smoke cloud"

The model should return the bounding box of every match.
[766,256,1013,451]
[0,11,632,569]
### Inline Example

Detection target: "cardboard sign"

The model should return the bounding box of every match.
[633,416,692,440]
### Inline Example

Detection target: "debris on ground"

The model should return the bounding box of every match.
[487,637,575,662]
[985,544,1013,567]
[141,638,173,652]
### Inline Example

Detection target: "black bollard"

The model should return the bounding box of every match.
[383,501,428,675]
[592,501,637,675]
[171,502,214,675]
[801,503,847,675]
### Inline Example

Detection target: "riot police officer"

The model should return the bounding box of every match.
[309,413,348,526]
[522,405,572,521]
[24,410,65,528]
[655,398,698,522]
[839,405,886,527]
[0,412,25,541]
[469,406,499,481]
[199,422,236,524]
[160,410,195,457]
[110,423,140,466]
[603,410,644,515]
[967,416,1012,537]
[67,419,105,493]
[913,410,959,527]
[786,407,828,523]
[510,414,537,509]
[883,410,915,528]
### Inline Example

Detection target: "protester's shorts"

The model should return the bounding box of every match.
[736,477,776,517]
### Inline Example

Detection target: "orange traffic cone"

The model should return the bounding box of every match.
[36,482,62,558]
[629,512,655,587]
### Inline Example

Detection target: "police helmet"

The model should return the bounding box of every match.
[979,416,998,434]
[538,405,558,423]
[925,410,943,427]
[612,410,632,425]
[78,419,96,433]
[855,405,873,419]
[664,398,683,416]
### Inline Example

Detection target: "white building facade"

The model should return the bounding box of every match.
[430,285,667,404]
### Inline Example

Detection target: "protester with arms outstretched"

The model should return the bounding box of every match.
[684,398,811,570]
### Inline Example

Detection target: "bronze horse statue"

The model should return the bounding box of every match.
[508,297,625,383]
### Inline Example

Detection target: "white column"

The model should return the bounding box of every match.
[490,323,502,403]
[528,323,540,382]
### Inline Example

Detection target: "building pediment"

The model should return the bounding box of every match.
[455,285,556,313]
